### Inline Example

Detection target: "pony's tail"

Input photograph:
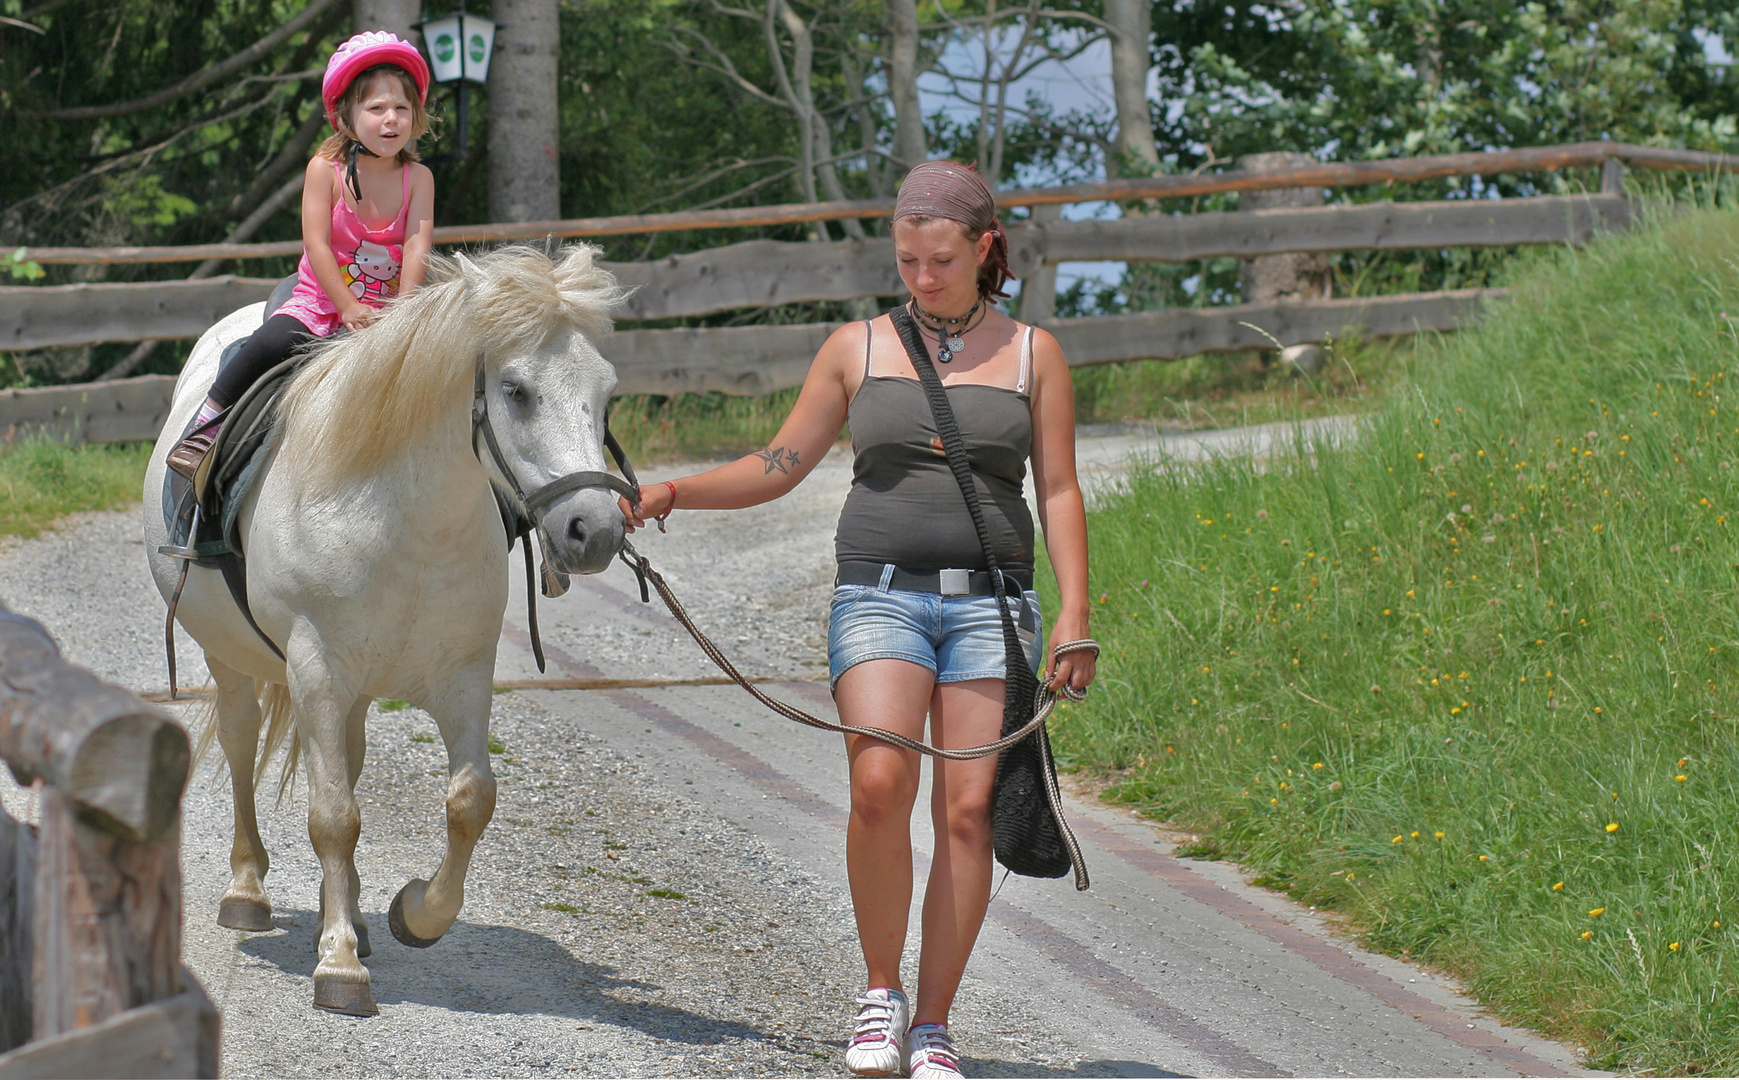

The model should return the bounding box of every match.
[189,686,221,772]
[257,683,300,802]
[187,681,299,800]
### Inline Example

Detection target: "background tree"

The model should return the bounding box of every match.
[489,0,561,223]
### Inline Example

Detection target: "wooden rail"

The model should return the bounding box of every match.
[0,288,1501,439]
[0,193,1619,351]
[0,609,216,1077]
[11,140,1725,266]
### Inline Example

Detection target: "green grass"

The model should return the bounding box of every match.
[606,325,1411,466]
[609,387,803,463]
[0,439,153,538]
[1071,334,1413,431]
[1049,203,1739,1074]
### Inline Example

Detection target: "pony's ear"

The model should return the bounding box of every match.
[421,250,460,287]
[551,243,629,334]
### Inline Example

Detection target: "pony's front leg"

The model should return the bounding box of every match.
[293,667,377,1017]
[211,655,273,932]
[388,662,497,948]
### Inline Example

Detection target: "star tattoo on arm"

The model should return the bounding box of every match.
[753,446,791,474]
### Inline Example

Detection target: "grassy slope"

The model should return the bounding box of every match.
[0,440,153,539]
[1051,206,1739,1074]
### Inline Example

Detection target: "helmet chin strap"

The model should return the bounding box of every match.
[346,140,381,204]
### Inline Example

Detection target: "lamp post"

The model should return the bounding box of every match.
[415,3,497,159]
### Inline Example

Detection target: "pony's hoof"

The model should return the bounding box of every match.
[218,897,273,932]
[312,973,378,1017]
[388,881,443,948]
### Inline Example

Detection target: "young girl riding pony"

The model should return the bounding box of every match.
[167,31,436,479]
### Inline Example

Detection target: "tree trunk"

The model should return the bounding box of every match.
[488,0,562,223]
[1104,0,1159,178]
[354,0,419,39]
[886,0,926,174]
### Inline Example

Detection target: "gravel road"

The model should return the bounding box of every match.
[0,418,1599,1078]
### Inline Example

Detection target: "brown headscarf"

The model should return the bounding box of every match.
[893,161,1013,299]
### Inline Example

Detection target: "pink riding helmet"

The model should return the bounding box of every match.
[321,31,431,131]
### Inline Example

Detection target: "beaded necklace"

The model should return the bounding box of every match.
[910,298,983,363]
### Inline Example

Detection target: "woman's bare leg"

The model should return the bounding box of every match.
[835,658,937,993]
[914,677,1003,1026]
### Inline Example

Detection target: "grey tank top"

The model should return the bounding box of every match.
[834,320,1037,572]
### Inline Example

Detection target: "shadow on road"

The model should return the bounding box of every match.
[240,908,774,1046]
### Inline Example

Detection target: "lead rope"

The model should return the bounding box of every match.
[616,539,1098,761]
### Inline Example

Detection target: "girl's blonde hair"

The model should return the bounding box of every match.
[316,64,429,164]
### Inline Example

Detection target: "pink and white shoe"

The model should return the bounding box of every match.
[905,1022,964,1079]
[844,987,909,1076]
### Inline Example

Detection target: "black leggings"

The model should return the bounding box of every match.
[207,313,316,409]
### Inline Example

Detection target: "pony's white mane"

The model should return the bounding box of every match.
[275,242,626,491]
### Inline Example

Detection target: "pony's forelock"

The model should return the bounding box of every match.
[275,243,626,491]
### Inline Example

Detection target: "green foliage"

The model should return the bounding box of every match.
[3,248,43,281]
[1153,0,1739,170]
[0,438,151,538]
[1049,204,1739,1072]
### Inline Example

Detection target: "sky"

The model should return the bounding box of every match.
[917,28,1129,298]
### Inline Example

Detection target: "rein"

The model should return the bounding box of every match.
[470,357,648,672]
[615,539,1098,761]
[470,355,1094,762]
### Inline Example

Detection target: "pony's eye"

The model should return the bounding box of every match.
[501,380,527,403]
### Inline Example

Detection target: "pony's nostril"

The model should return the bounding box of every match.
[567,516,589,547]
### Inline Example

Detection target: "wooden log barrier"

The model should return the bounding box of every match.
[0,978,217,1080]
[0,612,189,845]
[0,608,215,1077]
[0,802,33,1053]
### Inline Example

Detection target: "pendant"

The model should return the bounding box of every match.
[946,335,966,354]
[937,348,953,363]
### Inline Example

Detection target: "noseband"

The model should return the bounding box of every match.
[470,356,645,671]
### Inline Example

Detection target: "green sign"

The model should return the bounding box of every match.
[433,33,455,63]
[468,33,486,64]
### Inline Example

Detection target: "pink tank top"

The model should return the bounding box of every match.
[274,161,412,336]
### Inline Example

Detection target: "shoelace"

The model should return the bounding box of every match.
[909,1027,960,1071]
[852,995,899,1047]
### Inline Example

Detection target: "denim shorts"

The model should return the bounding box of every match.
[828,567,1043,690]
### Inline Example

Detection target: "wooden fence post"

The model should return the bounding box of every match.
[1018,203,1063,323]
[1602,157,1627,196]
[1237,151,1331,371]
[31,787,183,1039]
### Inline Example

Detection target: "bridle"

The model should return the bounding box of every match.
[470,355,645,671]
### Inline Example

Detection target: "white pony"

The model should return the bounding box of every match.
[142,244,630,1016]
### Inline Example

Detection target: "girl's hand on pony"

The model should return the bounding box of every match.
[340,304,378,333]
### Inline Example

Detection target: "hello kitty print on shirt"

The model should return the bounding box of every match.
[341,240,402,302]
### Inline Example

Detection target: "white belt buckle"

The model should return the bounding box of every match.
[938,568,971,596]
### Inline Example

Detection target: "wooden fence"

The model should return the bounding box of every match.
[1,140,1733,442]
[0,609,216,1078]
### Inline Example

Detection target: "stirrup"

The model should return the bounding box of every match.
[159,505,203,560]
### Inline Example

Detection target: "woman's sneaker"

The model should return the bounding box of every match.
[905,1023,964,1079]
[844,988,909,1076]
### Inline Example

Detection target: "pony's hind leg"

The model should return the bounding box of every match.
[293,664,377,1017]
[389,662,496,949]
[210,656,274,932]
